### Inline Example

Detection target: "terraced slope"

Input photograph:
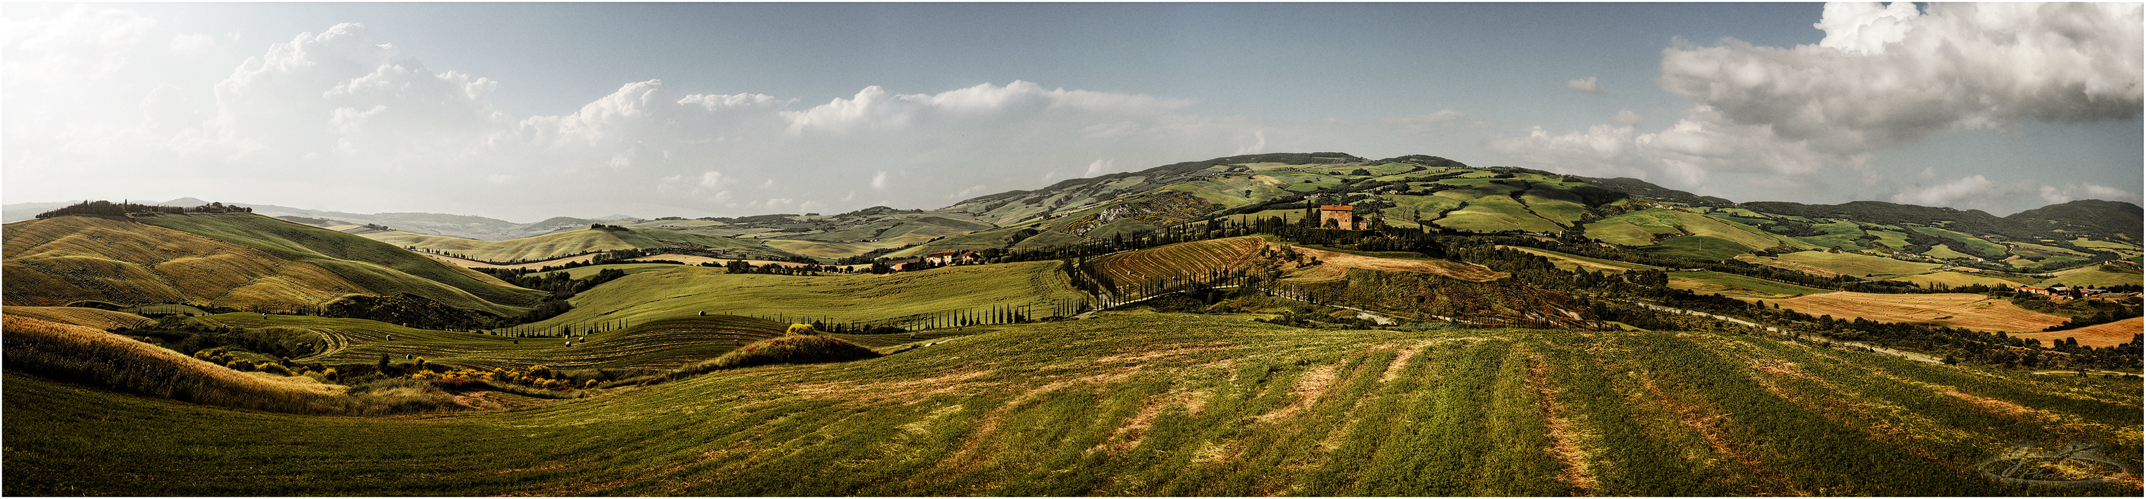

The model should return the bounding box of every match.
[3,216,372,310]
[7,313,2138,495]
[127,213,544,316]
[1088,236,1273,286]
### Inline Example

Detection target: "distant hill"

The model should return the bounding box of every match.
[361,225,812,264]
[4,213,545,315]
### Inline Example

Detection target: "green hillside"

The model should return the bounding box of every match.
[7,313,2138,495]
[132,213,543,316]
[531,261,1090,329]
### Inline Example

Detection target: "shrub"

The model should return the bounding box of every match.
[785,323,819,336]
[678,335,881,376]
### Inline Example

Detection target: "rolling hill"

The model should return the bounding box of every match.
[3,216,375,311]
[5,212,545,316]
[360,225,810,264]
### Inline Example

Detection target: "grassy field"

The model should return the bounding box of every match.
[1761,292,2069,332]
[1897,271,2036,289]
[1924,244,1979,260]
[1910,226,2007,259]
[530,261,1091,330]
[1792,219,1870,251]
[1501,246,1660,273]
[2033,264,2144,288]
[2010,317,2145,349]
[1585,209,1801,253]
[1645,235,1755,261]
[5,216,372,311]
[1666,271,1830,300]
[1517,188,1588,226]
[192,312,967,372]
[1431,195,1563,233]
[6,312,2138,495]
[1742,251,1942,278]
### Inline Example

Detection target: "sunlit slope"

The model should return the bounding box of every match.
[129,213,544,315]
[363,226,806,263]
[1585,208,1808,253]
[3,216,372,310]
[1,306,149,330]
[533,261,1090,328]
[1761,292,2068,332]
[7,314,2138,495]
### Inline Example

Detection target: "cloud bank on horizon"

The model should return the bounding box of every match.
[1491,2,2142,211]
[3,2,2139,222]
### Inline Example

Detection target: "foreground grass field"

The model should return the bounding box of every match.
[5,313,2138,495]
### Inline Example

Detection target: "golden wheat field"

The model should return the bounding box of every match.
[1761,292,2068,332]
[2010,317,2145,348]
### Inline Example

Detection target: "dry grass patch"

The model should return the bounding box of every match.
[1285,246,1504,283]
[1379,341,1432,383]
[2011,317,2143,348]
[1257,363,1339,422]
[1,306,148,330]
[1765,292,2066,332]
[1529,356,1597,494]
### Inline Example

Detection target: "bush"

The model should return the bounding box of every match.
[678,336,881,376]
[785,323,819,336]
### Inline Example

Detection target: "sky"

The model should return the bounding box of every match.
[3,2,2140,222]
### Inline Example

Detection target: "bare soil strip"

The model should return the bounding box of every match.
[1636,374,1808,495]
[1258,363,1339,422]
[1528,356,1596,494]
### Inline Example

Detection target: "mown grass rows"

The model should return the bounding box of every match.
[5,313,2139,495]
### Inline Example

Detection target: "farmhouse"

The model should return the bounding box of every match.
[1318,205,1363,230]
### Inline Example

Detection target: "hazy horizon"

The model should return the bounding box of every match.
[5,2,2140,223]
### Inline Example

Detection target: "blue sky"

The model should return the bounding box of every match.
[4,2,2139,221]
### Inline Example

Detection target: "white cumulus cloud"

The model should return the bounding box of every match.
[1495,2,2141,213]
[1565,76,1602,94]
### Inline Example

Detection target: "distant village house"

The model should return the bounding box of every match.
[1319,205,1363,230]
